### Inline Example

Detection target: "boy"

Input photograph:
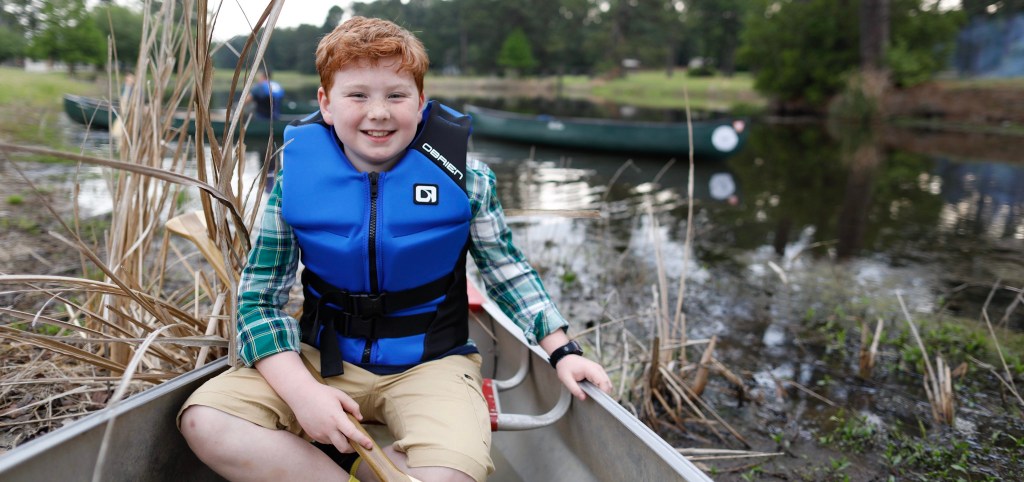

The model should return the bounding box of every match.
[179,17,611,482]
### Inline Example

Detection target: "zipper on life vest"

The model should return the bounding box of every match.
[363,171,380,364]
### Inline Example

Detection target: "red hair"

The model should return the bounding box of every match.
[315,16,429,94]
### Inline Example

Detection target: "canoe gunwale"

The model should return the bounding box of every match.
[474,284,713,481]
[465,103,731,129]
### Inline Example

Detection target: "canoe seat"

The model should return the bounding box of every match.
[468,283,572,431]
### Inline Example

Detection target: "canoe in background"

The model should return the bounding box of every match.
[465,103,748,159]
[62,94,310,138]
[63,94,116,129]
[0,280,711,481]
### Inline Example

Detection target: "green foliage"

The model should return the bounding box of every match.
[93,3,145,70]
[0,216,41,234]
[27,0,105,71]
[0,25,27,62]
[560,268,577,285]
[686,64,717,77]
[738,0,860,108]
[497,28,537,74]
[683,0,749,74]
[883,432,973,479]
[887,3,966,87]
[739,0,967,108]
[7,194,25,205]
[819,410,878,452]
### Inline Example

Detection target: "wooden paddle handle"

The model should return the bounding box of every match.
[345,413,416,482]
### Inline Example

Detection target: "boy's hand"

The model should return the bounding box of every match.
[554,355,613,401]
[255,352,374,453]
[541,331,613,400]
[289,381,374,453]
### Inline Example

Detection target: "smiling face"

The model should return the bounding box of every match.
[317,56,425,173]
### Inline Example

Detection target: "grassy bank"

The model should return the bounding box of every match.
[0,66,105,151]
[563,70,765,113]
[210,67,767,114]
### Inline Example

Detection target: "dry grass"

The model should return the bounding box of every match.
[0,0,284,453]
[897,292,955,425]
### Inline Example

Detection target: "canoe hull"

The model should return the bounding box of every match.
[62,94,306,138]
[63,94,115,129]
[466,104,746,159]
[0,282,709,481]
[0,360,224,482]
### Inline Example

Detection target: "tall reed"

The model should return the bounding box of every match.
[0,0,285,447]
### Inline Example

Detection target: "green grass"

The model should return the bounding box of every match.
[569,69,767,112]
[0,66,105,150]
[210,67,767,114]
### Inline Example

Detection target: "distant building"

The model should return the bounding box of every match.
[24,59,97,74]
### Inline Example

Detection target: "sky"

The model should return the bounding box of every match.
[211,0,353,40]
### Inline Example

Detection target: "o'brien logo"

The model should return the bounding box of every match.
[422,143,464,180]
[414,184,438,205]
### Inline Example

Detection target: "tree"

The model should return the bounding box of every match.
[738,0,965,109]
[886,0,965,87]
[738,0,860,109]
[93,3,145,70]
[497,28,536,76]
[683,0,748,75]
[27,0,105,74]
[321,5,344,31]
[0,25,26,62]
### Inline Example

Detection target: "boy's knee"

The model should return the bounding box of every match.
[179,405,225,447]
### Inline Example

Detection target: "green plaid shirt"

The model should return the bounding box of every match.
[236,158,568,366]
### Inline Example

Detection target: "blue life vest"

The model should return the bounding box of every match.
[281,101,473,376]
[252,80,285,119]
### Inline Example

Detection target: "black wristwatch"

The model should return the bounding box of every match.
[548,340,584,368]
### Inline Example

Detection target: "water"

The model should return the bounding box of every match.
[60,105,1024,478]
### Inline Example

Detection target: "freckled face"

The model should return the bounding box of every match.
[317,57,425,172]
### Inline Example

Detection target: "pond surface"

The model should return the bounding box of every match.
[60,102,1024,479]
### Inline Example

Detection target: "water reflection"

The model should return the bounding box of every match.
[57,115,267,218]
[935,160,1024,239]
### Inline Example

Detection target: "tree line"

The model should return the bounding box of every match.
[2,0,1020,108]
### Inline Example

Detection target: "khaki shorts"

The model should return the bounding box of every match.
[178,344,493,482]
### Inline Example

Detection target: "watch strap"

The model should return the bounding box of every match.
[549,340,584,369]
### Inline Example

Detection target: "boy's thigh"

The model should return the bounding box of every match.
[177,345,373,435]
[177,363,302,434]
[379,354,493,482]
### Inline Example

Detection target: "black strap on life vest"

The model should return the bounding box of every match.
[299,269,455,377]
[411,101,470,192]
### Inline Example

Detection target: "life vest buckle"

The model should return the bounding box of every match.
[347,292,387,319]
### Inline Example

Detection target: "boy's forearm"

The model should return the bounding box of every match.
[255,351,320,405]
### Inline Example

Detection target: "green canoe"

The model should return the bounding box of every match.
[63,94,117,129]
[63,94,311,138]
[465,104,748,159]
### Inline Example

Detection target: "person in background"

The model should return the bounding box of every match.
[247,68,285,120]
[178,16,612,482]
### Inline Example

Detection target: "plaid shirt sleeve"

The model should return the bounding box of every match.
[235,173,302,366]
[467,158,569,344]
